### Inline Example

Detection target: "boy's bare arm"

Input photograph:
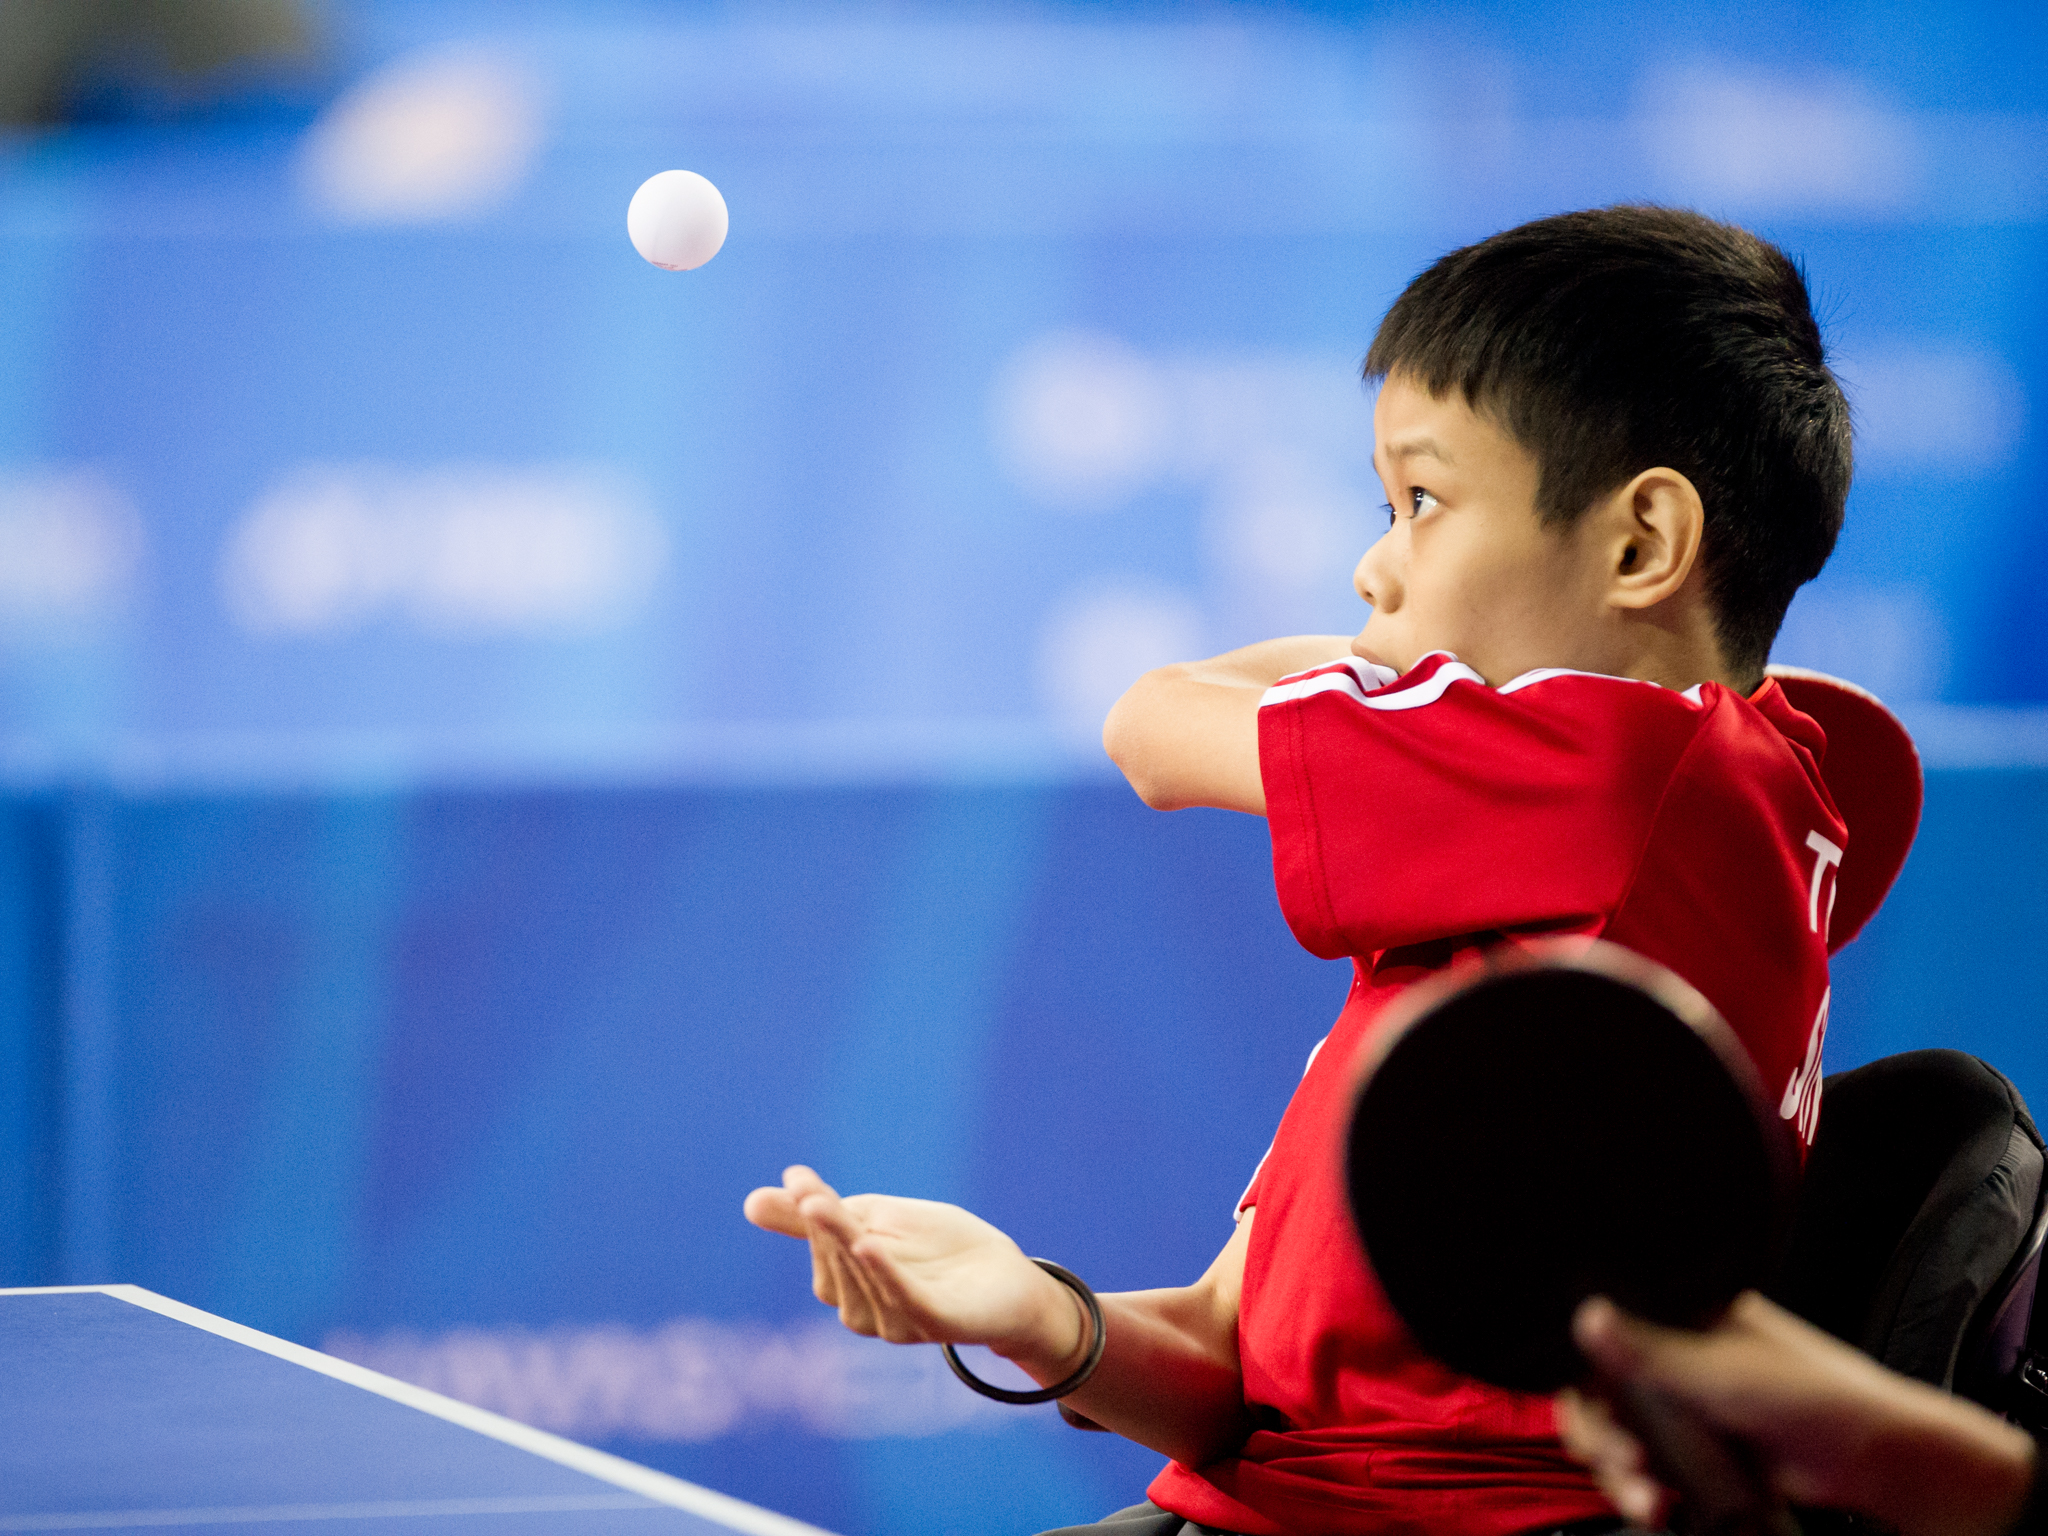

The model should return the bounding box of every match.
[745,1167,1255,1468]
[1046,1212,1254,1466]
[1104,636,1356,814]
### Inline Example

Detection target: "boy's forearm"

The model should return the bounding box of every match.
[1001,1213,1254,1469]
[1104,636,1355,814]
[1020,1284,1250,1469]
[1176,635,1358,690]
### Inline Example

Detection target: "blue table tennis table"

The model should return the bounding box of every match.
[0,1286,838,1535]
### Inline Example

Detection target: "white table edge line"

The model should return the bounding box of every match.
[1,1285,838,1536]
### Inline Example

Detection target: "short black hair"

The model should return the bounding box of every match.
[1364,206,1850,681]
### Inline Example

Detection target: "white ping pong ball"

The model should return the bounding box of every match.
[627,170,729,271]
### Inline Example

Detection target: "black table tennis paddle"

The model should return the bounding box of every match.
[1345,941,1803,1536]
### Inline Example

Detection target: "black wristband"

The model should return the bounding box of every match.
[942,1259,1106,1405]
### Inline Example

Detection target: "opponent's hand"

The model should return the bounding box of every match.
[1557,1292,2037,1536]
[742,1166,1087,1378]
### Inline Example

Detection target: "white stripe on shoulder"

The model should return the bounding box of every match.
[1496,666,1617,694]
[1264,658,1709,710]
[1266,656,1399,696]
[1263,657,1480,712]
[1496,666,1705,705]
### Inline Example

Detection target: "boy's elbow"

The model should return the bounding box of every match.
[1103,668,1188,810]
[1123,771,1188,812]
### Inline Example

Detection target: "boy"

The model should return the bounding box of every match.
[745,206,1854,1536]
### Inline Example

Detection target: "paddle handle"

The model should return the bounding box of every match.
[1609,1378,1803,1536]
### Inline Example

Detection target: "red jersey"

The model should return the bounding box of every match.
[1148,652,1845,1536]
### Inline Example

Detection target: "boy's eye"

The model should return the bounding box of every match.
[1381,490,1440,527]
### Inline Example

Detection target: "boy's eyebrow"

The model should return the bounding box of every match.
[1383,436,1454,466]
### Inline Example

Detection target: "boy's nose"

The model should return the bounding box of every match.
[1355,534,1397,611]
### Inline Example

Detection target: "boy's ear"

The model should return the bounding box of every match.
[1600,467,1705,611]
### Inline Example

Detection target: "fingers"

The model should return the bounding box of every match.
[1572,1294,1658,1378]
[741,1167,863,1312]
[743,1165,1019,1349]
[809,1222,854,1318]
[793,1182,869,1318]
[781,1164,836,1201]
[844,1233,937,1344]
[743,1167,847,1239]
[795,1188,864,1248]
[809,1208,894,1336]
[785,1167,868,1248]
[1557,1386,1663,1527]
[1573,1293,1712,1408]
[1574,1291,1785,1422]
[772,1167,891,1330]
[742,1187,807,1237]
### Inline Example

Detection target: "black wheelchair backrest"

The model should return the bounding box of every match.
[1769,1048,2047,1427]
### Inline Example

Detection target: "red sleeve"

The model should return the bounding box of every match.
[1257,654,1707,960]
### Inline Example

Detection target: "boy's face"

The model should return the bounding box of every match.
[1354,375,1612,685]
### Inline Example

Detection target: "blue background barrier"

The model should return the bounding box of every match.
[3,2,2047,1532]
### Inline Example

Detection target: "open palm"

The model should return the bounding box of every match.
[743,1166,1072,1362]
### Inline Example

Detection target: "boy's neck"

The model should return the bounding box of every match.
[1604,631,1748,697]
[1547,600,1747,697]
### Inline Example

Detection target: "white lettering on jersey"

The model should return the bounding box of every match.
[1779,987,1829,1146]
[1804,830,1844,937]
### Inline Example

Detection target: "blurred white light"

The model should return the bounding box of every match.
[1170,359,1373,482]
[991,333,1370,512]
[299,48,544,223]
[1838,348,2026,474]
[1198,454,1375,640]
[1203,453,1369,592]
[991,331,1173,511]
[220,465,669,638]
[1639,66,1923,212]
[326,1316,1014,1443]
[1771,585,1949,703]
[0,469,141,629]
[1035,583,1204,730]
